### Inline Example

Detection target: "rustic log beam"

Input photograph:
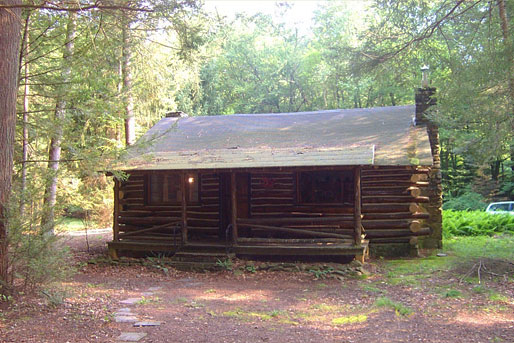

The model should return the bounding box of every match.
[362,219,422,230]
[361,181,429,187]
[362,195,429,203]
[118,221,181,238]
[231,172,238,243]
[361,187,422,197]
[363,212,430,220]
[181,172,188,244]
[236,237,353,244]
[113,179,120,241]
[118,216,181,225]
[407,186,422,197]
[238,216,353,225]
[354,166,362,245]
[365,227,431,238]
[238,222,349,239]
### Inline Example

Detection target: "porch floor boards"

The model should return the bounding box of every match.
[107,239,368,259]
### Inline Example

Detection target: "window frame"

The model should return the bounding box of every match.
[295,170,354,206]
[145,172,200,205]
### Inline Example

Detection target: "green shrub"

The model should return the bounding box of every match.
[3,190,74,295]
[442,192,487,211]
[443,210,514,237]
[374,296,413,316]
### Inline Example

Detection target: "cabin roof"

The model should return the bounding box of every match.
[118,105,433,170]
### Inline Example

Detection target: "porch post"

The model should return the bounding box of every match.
[181,172,188,244]
[230,172,238,244]
[113,178,120,241]
[353,166,362,245]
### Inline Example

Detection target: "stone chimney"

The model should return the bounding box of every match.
[166,111,188,118]
[415,65,442,250]
[415,66,437,125]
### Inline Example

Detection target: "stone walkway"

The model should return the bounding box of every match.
[115,286,163,342]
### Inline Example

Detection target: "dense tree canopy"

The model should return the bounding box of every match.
[0,0,513,292]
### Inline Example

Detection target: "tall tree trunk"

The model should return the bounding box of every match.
[122,17,135,146]
[0,0,22,293]
[491,160,501,181]
[497,0,514,174]
[41,11,76,234]
[20,12,30,216]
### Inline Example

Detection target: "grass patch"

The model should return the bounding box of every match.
[471,285,490,294]
[361,284,386,294]
[374,297,413,316]
[443,289,462,298]
[444,235,514,261]
[331,314,367,325]
[173,297,189,304]
[488,292,510,303]
[55,217,87,232]
[310,303,345,312]
[222,308,297,325]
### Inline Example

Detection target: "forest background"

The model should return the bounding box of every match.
[0,0,513,292]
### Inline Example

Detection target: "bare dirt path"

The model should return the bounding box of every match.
[0,230,513,343]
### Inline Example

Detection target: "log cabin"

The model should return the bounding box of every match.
[107,87,442,262]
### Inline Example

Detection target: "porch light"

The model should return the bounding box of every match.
[188,177,195,184]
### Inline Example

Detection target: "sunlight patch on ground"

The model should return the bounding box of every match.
[454,312,514,325]
[195,290,272,302]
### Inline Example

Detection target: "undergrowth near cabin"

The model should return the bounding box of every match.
[443,210,514,237]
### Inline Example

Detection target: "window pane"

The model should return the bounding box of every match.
[187,173,199,202]
[150,174,163,203]
[166,174,181,202]
[491,204,509,211]
[299,171,342,203]
[298,171,354,205]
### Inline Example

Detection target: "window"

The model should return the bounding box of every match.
[297,171,354,205]
[148,173,199,204]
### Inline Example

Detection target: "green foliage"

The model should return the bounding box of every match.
[41,289,68,308]
[331,314,367,325]
[374,297,413,316]
[308,267,334,280]
[215,258,233,271]
[245,264,257,273]
[144,255,171,275]
[443,192,487,211]
[444,235,514,261]
[443,289,462,298]
[4,190,74,294]
[443,210,514,237]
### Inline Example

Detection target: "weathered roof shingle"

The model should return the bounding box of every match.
[119,105,432,170]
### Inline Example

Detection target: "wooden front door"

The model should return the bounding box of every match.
[219,172,250,242]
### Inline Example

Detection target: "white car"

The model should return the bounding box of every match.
[485,201,514,215]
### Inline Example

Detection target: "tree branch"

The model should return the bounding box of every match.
[0,1,153,13]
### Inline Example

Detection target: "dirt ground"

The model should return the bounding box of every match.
[0,231,513,343]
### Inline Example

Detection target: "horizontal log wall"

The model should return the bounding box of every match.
[113,167,432,251]
[116,172,220,241]
[361,166,430,245]
[247,171,354,240]
[245,167,431,245]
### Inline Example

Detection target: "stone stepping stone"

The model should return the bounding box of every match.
[148,286,161,291]
[140,292,154,297]
[133,321,162,327]
[115,315,139,323]
[120,298,141,305]
[117,332,147,342]
[117,307,133,313]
